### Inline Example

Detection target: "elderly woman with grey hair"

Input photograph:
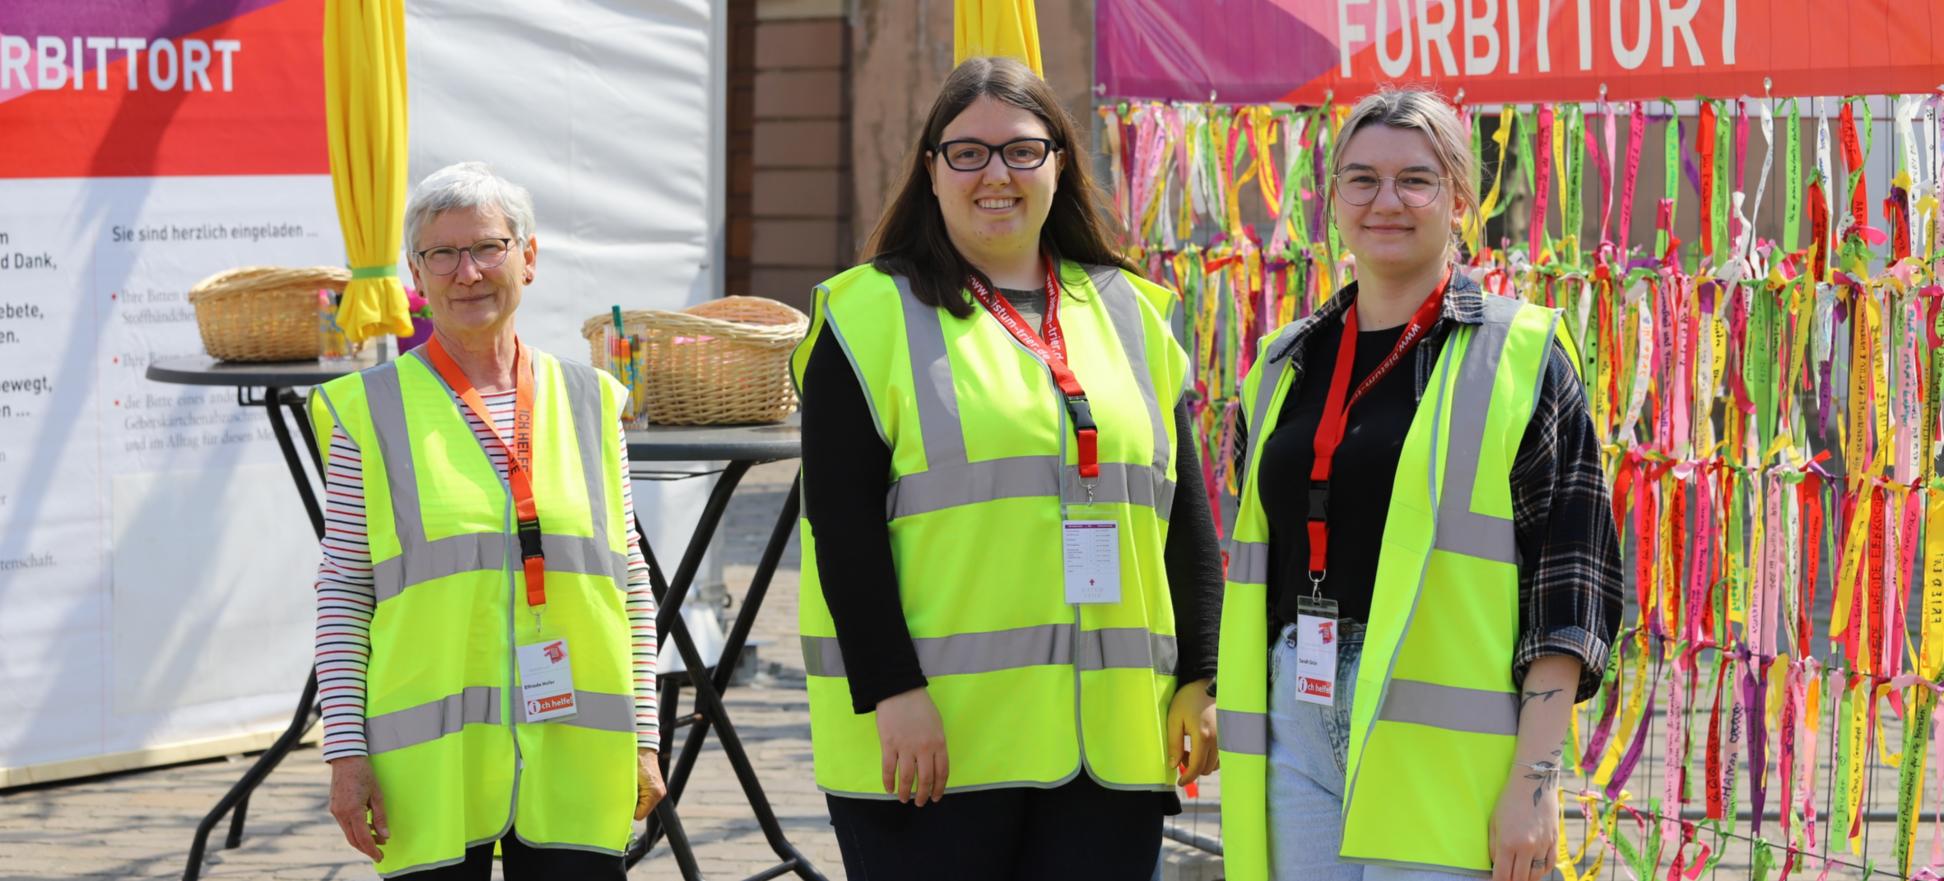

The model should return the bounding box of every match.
[308,161,665,879]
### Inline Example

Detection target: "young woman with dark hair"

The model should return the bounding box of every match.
[790,56,1224,879]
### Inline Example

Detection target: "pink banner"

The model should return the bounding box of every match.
[1097,0,1944,104]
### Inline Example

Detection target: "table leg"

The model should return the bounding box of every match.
[182,672,318,880]
[657,604,825,881]
[630,460,754,874]
[662,479,799,804]
[260,386,325,536]
[651,460,752,637]
[626,466,825,881]
[183,390,324,880]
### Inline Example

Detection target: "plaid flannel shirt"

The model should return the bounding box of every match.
[1250,273,1623,701]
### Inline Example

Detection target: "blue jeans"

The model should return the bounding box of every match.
[1267,621,1474,881]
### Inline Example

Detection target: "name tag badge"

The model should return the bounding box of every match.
[1293,596,1339,707]
[516,638,578,722]
[1062,520,1121,604]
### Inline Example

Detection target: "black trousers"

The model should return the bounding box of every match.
[402,827,627,880]
[826,775,1165,881]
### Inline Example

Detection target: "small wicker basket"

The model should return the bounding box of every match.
[581,296,809,425]
[188,266,351,362]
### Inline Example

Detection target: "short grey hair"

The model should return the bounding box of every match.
[403,161,536,259]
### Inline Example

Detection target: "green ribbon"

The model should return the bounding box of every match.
[1519,106,1537,197]
[1661,100,1680,262]
[1784,100,1802,251]
[1747,281,1777,448]
[1712,100,1733,268]
[1323,99,1342,263]
[1833,680,1854,842]
[1750,838,1775,881]
[1565,104,1586,266]
[349,263,399,280]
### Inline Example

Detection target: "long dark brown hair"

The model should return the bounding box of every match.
[864,56,1130,319]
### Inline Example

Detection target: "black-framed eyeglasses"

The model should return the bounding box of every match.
[1331,170,1447,208]
[415,238,513,276]
[934,138,1059,172]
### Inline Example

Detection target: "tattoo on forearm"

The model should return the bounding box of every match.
[1520,688,1562,712]
[1524,760,1561,806]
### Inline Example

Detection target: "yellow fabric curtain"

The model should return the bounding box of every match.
[324,0,411,343]
[954,0,1042,76]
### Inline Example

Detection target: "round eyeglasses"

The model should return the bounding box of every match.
[934,138,1059,172]
[415,238,513,276]
[1331,170,1447,208]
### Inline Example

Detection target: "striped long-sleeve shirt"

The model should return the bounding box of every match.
[314,387,659,761]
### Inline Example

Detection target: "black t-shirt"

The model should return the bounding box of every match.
[1256,319,1419,629]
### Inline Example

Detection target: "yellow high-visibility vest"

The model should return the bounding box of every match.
[1216,288,1562,879]
[311,348,637,876]
[791,260,1190,796]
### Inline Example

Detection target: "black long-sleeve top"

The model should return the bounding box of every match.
[1236,276,1623,701]
[800,287,1224,715]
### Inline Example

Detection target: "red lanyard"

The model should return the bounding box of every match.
[424,334,547,610]
[964,255,1099,480]
[1306,267,1451,588]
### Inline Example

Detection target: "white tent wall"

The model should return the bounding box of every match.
[0,0,722,785]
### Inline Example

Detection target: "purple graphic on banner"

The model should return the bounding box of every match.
[1096,0,1334,104]
[1,0,285,44]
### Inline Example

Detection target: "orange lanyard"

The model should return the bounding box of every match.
[424,335,546,610]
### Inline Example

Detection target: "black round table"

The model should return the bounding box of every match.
[148,356,820,881]
[145,356,359,389]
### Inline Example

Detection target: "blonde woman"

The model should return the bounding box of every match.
[1215,89,1621,881]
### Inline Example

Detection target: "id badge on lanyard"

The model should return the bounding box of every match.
[516,638,578,722]
[968,258,1122,606]
[1293,593,1340,707]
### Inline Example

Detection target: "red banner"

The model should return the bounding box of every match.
[0,0,325,178]
[1098,0,1944,104]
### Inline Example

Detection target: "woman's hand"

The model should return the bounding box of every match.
[328,755,388,862]
[1492,655,1579,881]
[636,748,668,820]
[1166,678,1219,785]
[875,686,948,806]
[1488,761,1559,881]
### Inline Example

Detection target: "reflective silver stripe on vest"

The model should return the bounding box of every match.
[560,361,629,591]
[1240,340,1293,486]
[367,685,501,755]
[886,270,1176,521]
[514,688,637,734]
[365,353,629,603]
[895,275,968,471]
[372,533,627,603]
[1088,265,1171,473]
[1377,678,1518,736]
[1078,626,1179,674]
[801,624,1177,678]
[887,457,1175,521]
[1218,708,1268,756]
[1226,540,1270,586]
[363,362,427,548]
[1430,299,1525,566]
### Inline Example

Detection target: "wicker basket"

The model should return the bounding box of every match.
[188,266,351,362]
[581,296,809,425]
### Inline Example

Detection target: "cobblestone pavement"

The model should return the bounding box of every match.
[0,463,1223,880]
